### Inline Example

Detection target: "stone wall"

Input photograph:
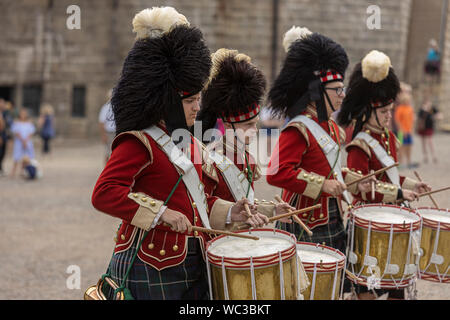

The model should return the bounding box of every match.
[0,0,446,138]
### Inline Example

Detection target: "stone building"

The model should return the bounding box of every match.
[0,0,448,138]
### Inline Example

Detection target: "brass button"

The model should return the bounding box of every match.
[160,249,166,256]
[132,193,138,198]
[333,172,338,177]
[317,178,323,183]
[192,202,197,209]
[309,176,315,182]
[357,170,362,175]
[381,133,385,138]
[173,245,179,252]
[114,236,117,242]
[390,186,395,191]
[120,235,126,241]
[319,213,324,218]
[377,183,382,188]
[141,197,147,202]
[194,231,199,237]
[303,213,308,218]
[384,184,389,189]
[306,114,312,118]
[254,198,259,203]
[311,217,316,222]
[148,243,154,250]
[365,130,371,134]
[150,200,156,206]
[244,168,248,174]
[194,216,198,223]
[303,173,309,178]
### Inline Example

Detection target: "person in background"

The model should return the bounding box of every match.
[37,103,56,155]
[10,108,36,178]
[417,99,443,164]
[424,38,440,83]
[98,89,116,165]
[394,82,417,169]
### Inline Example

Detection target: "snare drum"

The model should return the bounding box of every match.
[417,207,450,283]
[346,204,421,289]
[296,242,346,300]
[206,228,300,300]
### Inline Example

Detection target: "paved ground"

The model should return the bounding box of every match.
[0,133,449,300]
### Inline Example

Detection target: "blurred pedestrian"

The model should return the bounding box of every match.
[98,90,116,165]
[37,103,56,155]
[424,38,440,82]
[417,99,443,164]
[394,82,417,169]
[10,108,36,178]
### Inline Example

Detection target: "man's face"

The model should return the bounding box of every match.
[323,82,345,116]
[182,92,201,127]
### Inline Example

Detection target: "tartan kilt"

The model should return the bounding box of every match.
[103,235,209,300]
[276,198,347,254]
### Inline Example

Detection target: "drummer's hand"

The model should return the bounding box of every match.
[275,203,295,223]
[414,182,431,194]
[402,189,419,202]
[244,213,270,228]
[322,180,347,197]
[160,208,193,233]
[230,199,269,227]
[357,176,377,194]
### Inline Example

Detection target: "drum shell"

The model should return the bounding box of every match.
[297,242,345,300]
[418,208,450,282]
[206,229,299,300]
[209,256,298,300]
[352,226,417,280]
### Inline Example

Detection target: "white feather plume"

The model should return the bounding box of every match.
[361,50,392,83]
[132,7,190,40]
[282,26,312,52]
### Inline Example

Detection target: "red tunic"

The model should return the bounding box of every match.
[346,123,412,204]
[266,107,348,229]
[91,126,227,271]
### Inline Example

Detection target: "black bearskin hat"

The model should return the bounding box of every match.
[198,49,266,137]
[337,50,400,138]
[269,28,349,122]
[111,7,212,136]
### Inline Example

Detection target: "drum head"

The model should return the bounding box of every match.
[206,228,297,268]
[353,204,419,225]
[417,207,450,230]
[296,242,345,270]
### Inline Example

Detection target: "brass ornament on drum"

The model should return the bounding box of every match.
[417,207,450,283]
[205,229,301,300]
[296,242,346,300]
[346,204,421,289]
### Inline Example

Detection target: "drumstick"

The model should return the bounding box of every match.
[236,204,322,230]
[191,226,259,241]
[268,204,322,222]
[242,197,253,218]
[417,186,450,199]
[414,171,439,209]
[346,163,399,187]
[274,195,313,236]
[396,186,450,204]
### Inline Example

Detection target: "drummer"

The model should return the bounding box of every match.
[266,26,373,251]
[90,7,269,300]
[337,50,432,299]
[197,48,295,224]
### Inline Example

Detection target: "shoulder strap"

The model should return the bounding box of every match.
[288,115,351,204]
[355,131,400,186]
[145,126,211,229]
[208,150,255,204]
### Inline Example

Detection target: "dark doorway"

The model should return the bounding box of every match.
[0,86,15,102]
